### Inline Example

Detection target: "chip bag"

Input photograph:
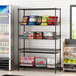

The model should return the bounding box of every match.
[22,16,29,25]
[48,16,58,25]
[41,16,48,26]
[36,16,42,25]
[28,16,38,25]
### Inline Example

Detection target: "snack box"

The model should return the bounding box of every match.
[20,56,35,64]
[35,57,46,67]
[47,58,57,68]
[48,16,58,25]
[22,16,29,25]
[47,58,57,65]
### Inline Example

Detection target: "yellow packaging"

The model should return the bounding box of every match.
[41,16,48,26]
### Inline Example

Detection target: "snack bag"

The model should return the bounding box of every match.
[67,59,71,63]
[23,32,28,39]
[28,16,38,25]
[64,59,68,63]
[22,16,29,25]
[20,56,25,64]
[48,16,58,25]
[43,32,55,39]
[41,16,48,26]
[36,16,42,25]
[28,32,34,39]
[73,59,76,64]
[34,32,43,39]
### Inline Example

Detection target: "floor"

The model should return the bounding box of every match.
[0,69,76,76]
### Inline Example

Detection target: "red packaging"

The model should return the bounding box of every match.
[35,57,47,65]
[20,56,35,64]
[48,16,58,25]
[34,32,43,39]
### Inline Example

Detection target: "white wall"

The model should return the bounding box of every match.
[0,0,76,68]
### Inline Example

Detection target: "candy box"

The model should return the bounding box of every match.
[35,57,46,67]
[22,16,29,25]
[20,56,35,66]
[48,16,58,25]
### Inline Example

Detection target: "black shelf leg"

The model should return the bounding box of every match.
[18,9,19,71]
[55,8,57,74]
[60,9,61,71]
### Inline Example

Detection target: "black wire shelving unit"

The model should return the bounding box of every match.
[18,8,61,73]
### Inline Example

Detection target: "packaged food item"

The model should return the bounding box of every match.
[35,57,46,67]
[23,32,28,39]
[64,59,68,63]
[36,16,42,25]
[67,59,71,63]
[28,32,34,39]
[47,58,55,65]
[65,48,73,52]
[47,58,57,68]
[34,32,43,39]
[43,32,55,39]
[41,16,48,26]
[22,16,29,25]
[28,16,38,25]
[73,59,76,64]
[20,56,35,67]
[48,16,58,25]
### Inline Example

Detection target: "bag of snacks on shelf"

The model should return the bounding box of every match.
[28,16,38,25]
[35,57,46,67]
[28,32,34,39]
[34,32,43,39]
[36,16,42,25]
[43,32,55,40]
[67,59,71,63]
[22,16,29,25]
[48,16,58,25]
[73,59,76,64]
[64,59,67,63]
[41,16,48,26]
[23,32,28,39]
